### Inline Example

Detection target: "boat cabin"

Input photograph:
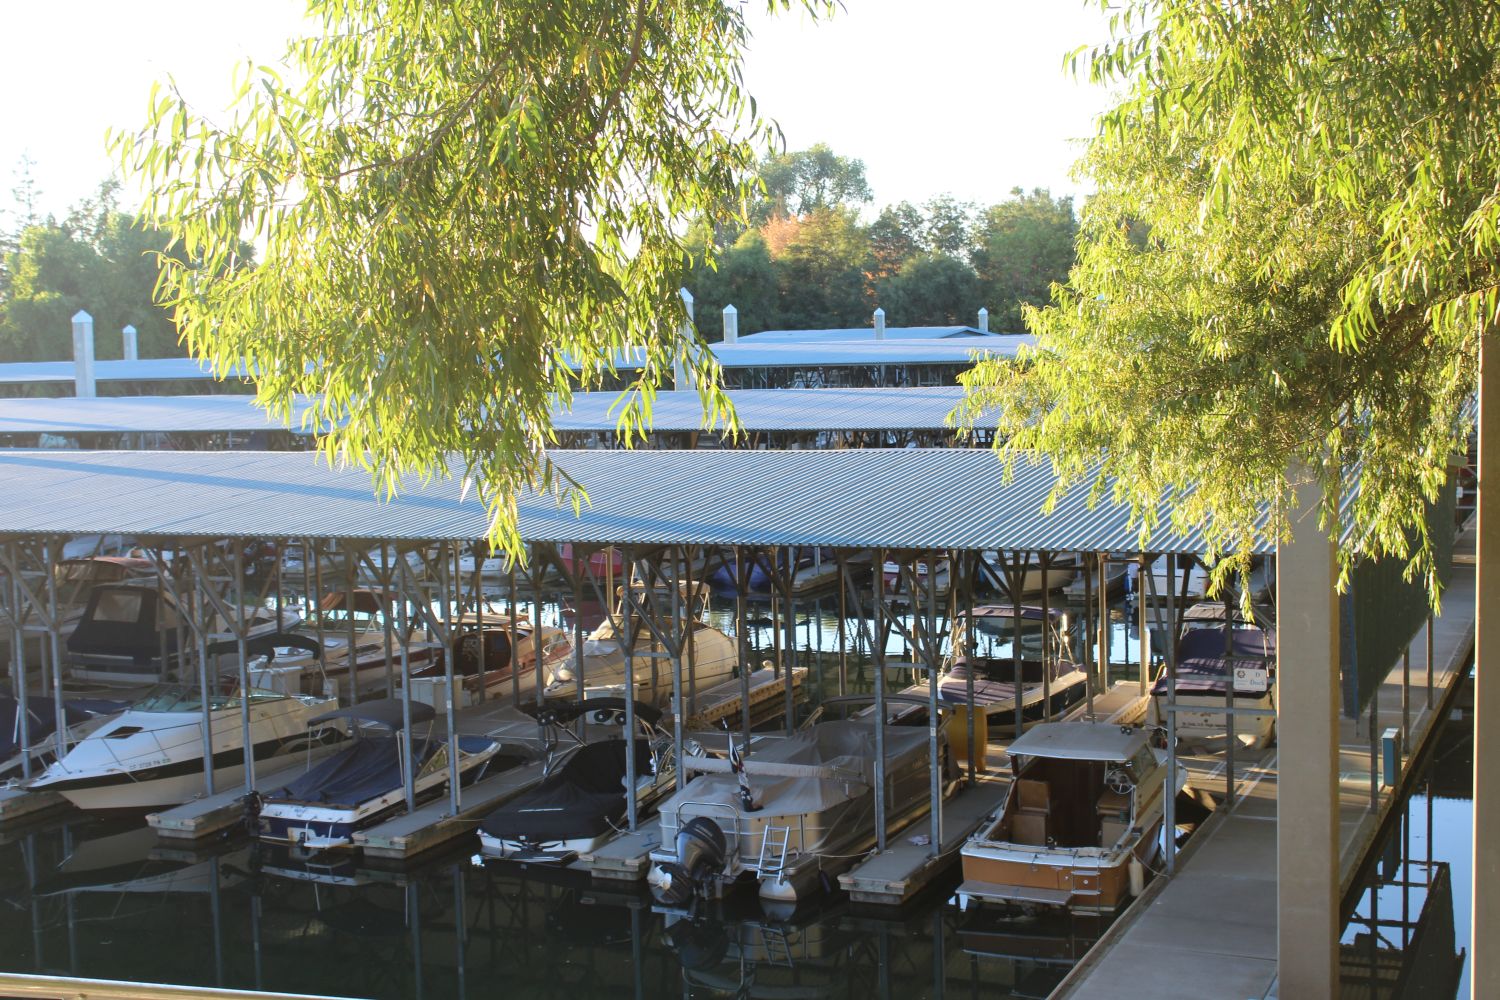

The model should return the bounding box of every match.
[995,723,1161,850]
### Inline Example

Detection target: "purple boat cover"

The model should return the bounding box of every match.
[1152,628,1273,697]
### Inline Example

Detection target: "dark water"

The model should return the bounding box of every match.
[1340,678,1474,998]
[0,817,1119,999]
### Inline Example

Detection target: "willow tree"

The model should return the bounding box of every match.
[959,1,1497,593]
[120,0,826,553]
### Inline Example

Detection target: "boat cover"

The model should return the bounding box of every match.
[1,696,122,760]
[265,732,493,808]
[480,738,653,842]
[1151,627,1274,697]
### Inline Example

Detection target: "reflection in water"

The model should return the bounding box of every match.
[1341,691,1473,999]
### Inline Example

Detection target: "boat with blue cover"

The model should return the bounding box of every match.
[254,697,510,851]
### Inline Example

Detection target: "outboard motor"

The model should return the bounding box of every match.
[649,816,727,906]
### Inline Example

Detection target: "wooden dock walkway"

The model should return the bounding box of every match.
[0,785,69,826]
[839,773,1011,906]
[1053,562,1477,1000]
[586,817,663,882]
[352,763,544,862]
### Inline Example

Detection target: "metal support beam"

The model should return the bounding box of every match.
[1475,327,1500,1000]
[1276,464,1340,996]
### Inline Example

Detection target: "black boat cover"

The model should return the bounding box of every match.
[1,696,123,760]
[1151,627,1274,697]
[267,733,496,808]
[480,739,653,843]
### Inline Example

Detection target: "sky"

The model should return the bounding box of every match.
[0,1,1118,223]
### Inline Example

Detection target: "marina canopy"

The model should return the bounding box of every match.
[0,387,981,436]
[0,449,1265,555]
[0,337,1029,390]
[734,326,994,343]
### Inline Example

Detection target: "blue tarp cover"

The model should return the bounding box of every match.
[1,696,118,760]
[269,736,431,808]
[1152,627,1274,697]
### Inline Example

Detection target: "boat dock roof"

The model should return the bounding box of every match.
[0,448,1269,554]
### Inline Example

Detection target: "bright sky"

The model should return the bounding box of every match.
[0,1,1117,222]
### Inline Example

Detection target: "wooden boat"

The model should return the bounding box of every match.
[953,722,1182,914]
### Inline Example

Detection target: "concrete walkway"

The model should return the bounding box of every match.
[1055,564,1475,1000]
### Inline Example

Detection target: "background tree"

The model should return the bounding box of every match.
[957,0,1495,593]
[685,229,778,340]
[0,180,188,362]
[124,0,830,555]
[752,143,873,224]
[769,207,873,329]
[971,187,1077,332]
[877,254,982,327]
[867,201,925,283]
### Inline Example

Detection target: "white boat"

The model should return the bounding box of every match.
[255,698,506,851]
[647,719,951,907]
[901,605,1088,737]
[478,697,677,862]
[544,583,738,708]
[27,683,339,810]
[1142,555,1212,603]
[65,583,301,687]
[981,552,1081,596]
[953,722,1184,914]
[1146,614,1276,750]
[882,557,950,600]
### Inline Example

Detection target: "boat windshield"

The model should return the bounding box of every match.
[134,684,286,713]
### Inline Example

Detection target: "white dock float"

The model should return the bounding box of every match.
[352,764,544,862]
[586,817,663,882]
[682,666,808,729]
[838,775,1011,907]
[0,785,69,825]
[1064,681,1151,726]
[148,746,345,841]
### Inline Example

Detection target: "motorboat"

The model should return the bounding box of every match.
[544,581,739,708]
[647,719,952,907]
[953,722,1183,914]
[254,698,509,851]
[1147,618,1275,750]
[27,680,339,810]
[65,582,301,687]
[1,693,127,780]
[980,553,1081,597]
[1142,555,1212,603]
[901,605,1088,737]
[478,697,676,863]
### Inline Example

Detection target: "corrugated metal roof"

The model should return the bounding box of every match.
[0,359,253,385]
[558,387,975,432]
[0,338,1027,388]
[0,395,317,435]
[0,449,1262,554]
[705,337,1028,368]
[0,388,982,435]
[735,326,993,343]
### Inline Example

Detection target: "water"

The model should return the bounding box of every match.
[0,820,1117,999]
[1340,679,1474,998]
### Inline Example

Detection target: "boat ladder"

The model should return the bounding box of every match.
[757,825,793,878]
[759,926,794,968]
